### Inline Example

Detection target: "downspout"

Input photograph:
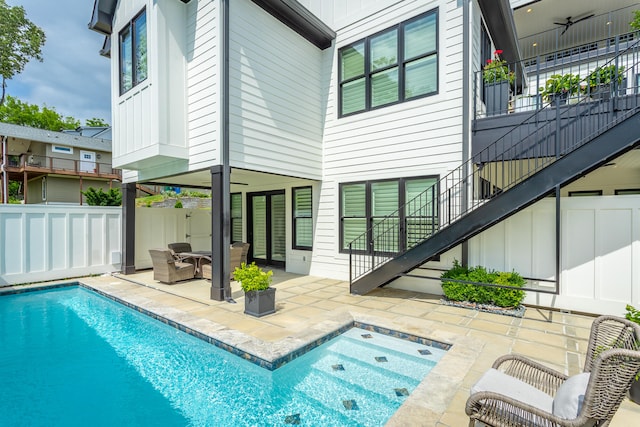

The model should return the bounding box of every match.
[461,0,470,265]
[1,135,7,204]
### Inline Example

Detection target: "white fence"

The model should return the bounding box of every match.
[0,205,121,285]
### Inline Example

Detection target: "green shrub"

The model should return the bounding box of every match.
[82,187,122,206]
[441,260,526,308]
[625,305,640,325]
[174,200,183,208]
[234,262,273,292]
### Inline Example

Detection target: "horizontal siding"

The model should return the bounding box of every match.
[186,0,220,169]
[310,0,466,280]
[228,0,324,180]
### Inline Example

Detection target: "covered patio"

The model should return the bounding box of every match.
[64,270,640,426]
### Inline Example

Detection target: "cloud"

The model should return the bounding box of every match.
[6,0,112,125]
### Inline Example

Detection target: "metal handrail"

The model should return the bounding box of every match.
[348,39,640,285]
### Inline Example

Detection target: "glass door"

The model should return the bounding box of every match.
[248,190,285,267]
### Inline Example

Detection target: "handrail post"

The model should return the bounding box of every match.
[348,242,352,287]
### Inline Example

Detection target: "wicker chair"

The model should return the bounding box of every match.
[466,315,640,427]
[201,246,243,280]
[232,242,250,265]
[148,249,195,284]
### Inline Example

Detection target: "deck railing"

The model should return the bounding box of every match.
[7,153,121,178]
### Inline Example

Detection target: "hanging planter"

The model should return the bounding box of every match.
[482,49,514,116]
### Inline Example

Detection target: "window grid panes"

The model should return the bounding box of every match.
[293,187,313,250]
[340,177,439,253]
[339,9,438,117]
[119,9,147,94]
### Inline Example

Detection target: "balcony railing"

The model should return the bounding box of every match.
[475,32,640,118]
[6,153,121,178]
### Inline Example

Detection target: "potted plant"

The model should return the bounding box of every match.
[586,65,625,100]
[482,49,515,116]
[234,262,275,317]
[625,304,640,404]
[540,73,581,106]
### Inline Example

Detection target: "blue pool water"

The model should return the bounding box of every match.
[0,287,446,426]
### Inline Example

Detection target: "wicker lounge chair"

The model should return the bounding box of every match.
[232,242,250,265]
[466,315,640,427]
[148,249,195,284]
[201,246,243,280]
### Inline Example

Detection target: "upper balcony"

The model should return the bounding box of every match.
[475,4,639,120]
[4,153,121,182]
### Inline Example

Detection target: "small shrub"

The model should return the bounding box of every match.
[234,262,273,292]
[174,200,183,208]
[441,260,526,308]
[626,305,640,325]
[82,187,122,206]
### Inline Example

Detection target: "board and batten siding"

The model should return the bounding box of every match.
[309,0,466,279]
[227,0,324,180]
[186,0,221,169]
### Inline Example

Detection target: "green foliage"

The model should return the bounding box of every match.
[631,10,640,31]
[174,200,183,208]
[482,50,515,84]
[85,117,109,127]
[626,305,640,325]
[82,187,122,206]
[0,95,79,130]
[441,260,526,308]
[587,65,625,88]
[181,190,211,198]
[234,262,273,292]
[0,0,46,105]
[540,73,581,101]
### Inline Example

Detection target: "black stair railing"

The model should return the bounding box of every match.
[349,39,640,285]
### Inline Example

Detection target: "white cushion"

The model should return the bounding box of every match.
[471,368,554,413]
[552,373,590,419]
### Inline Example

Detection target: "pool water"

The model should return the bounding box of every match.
[0,287,446,426]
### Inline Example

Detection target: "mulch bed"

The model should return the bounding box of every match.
[440,298,526,318]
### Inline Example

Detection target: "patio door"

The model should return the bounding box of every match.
[247,190,285,268]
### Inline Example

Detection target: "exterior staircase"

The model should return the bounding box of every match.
[349,45,640,295]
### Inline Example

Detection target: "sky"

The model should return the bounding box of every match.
[6,0,112,125]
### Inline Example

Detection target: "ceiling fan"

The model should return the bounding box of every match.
[554,14,595,35]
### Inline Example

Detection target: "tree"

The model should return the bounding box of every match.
[82,187,122,206]
[85,117,109,127]
[0,0,46,106]
[0,95,79,130]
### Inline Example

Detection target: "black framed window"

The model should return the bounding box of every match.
[339,176,438,253]
[231,193,243,242]
[339,9,438,117]
[568,190,603,197]
[292,187,313,250]
[119,9,147,94]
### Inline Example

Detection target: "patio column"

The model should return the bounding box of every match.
[210,165,231,301]
[121,182,136,274]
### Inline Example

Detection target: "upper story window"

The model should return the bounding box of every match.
[119,9,147,94]
[338,9,438,117]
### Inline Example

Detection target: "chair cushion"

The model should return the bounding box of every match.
[552,372,590,419]
[471,368,554,413]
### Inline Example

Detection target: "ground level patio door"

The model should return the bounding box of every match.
[247,190,285,268]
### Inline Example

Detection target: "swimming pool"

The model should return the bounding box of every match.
[0,286,447,426]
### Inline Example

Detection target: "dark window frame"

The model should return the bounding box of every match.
[615,189,640,195]
[339,175,439,255]
[119,8,147,95]
[568,190,603,197]
[230,192,243,243]
[338,8,439,118]
[292,186,313,251]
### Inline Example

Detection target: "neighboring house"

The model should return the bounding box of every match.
[0,122,120,204]
[89,0,640,314]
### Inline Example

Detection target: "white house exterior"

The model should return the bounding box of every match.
[90,0,640,315]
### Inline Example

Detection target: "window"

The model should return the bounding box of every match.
[615,189,640,195]
[292,187,313,250]
[339,176,438,253]
[339,9,438,116]
[119,9,147,94]
[52,145,73,154]
[231,193,243,243]
[568,190,602,197]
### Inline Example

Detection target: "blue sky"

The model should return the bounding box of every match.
[6,0,111,125]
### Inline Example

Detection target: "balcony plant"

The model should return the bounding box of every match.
[586,65,625,100]
[234,262,275,317]
[624,304,640,404]
[540,73,581,106]
[482,50,514,116]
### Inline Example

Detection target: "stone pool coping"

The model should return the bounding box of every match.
[1,278,484,425]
